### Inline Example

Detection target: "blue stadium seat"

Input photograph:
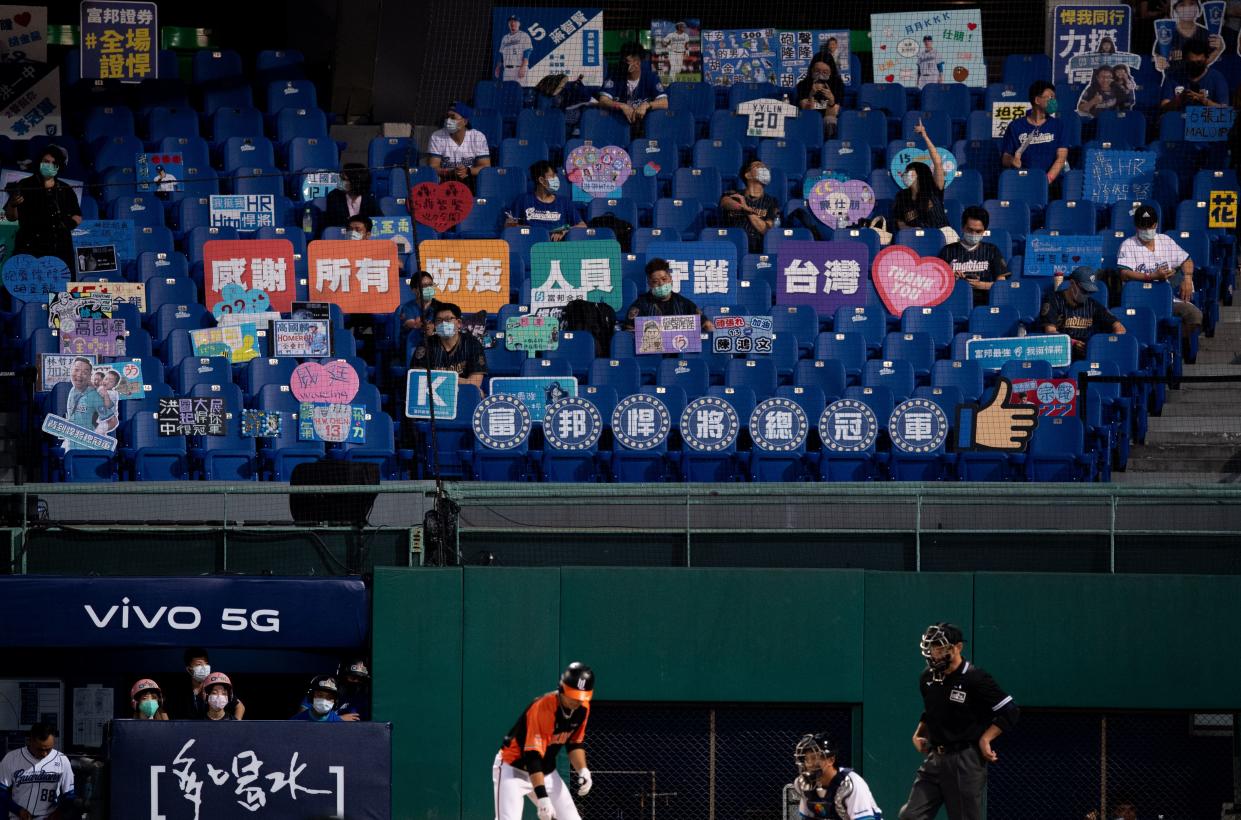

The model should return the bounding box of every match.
[657,358,709,397]
[158,136,211,172]
[901,306,954,353]
[454,198,503,237]
[758,138,807,187]
[411,384,482,480]
[964,110,993,142]
[1043,200,1096,234]
[988,280,1042,327]
[786,110,825,164]
[819,142,872,181]
[231,165,283,198]
[846,382,896,433]
[266,79,318,114]
[110,194,165,228]
[863,358,915,401]
[84,106,136,144]
[140,252,190,285]
[276,108,329,144]
[831,307,885,352]
[193,49,243,84]
[837,109,888,153]
[221,136,276,173]
[955,141,1000,197]
[288,137,340,173]
[201,84,254,115]
[473,80,523,119]
[997,169,1048,215]
[520,359,572,379]
[207,104,261,143]
[644,109,696,153]
[653,198,705,239]
[581,109,631,148]
[151,304,213,346]
[968,305,1022,338]
[707,112,758,154]
[794,359,846,401]
[589,357,641,397]
[901,111,952,147]
[124,412,189,480]
[92,135,144,173]
[176,356,232,394]
[706,386,757,430]
[257,49,306,77]
[736,280,772,315]
[1095,111,1146,149]
[672,168,723,209]
[148,107,199,142]
[1002,54,1050,89]
[542,331,595,381]
[858,83,906,121]
[726,358,777,399]
[337,412,401,480]
[241,357,299,398]
[771,305,818,356]
[883,332,934,381]
[667,81,714,125]
[629,138,679,184]
[912,384,963,425]
[370,137,416,196]
[920,83,972,128]
[983,199,1031,243]
[894,228,947,258]
[728,82,779,109]
[1026,416,1094,482]
[193,408,257,481]
[999,359,1052,384]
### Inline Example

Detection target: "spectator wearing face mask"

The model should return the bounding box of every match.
[623,258,714,332]
[1153,0,1224,75]
[1117,204,1203,347]
[894,120,948,231]
[4,145,81,271]
[428,102,491,189]
[336,657,371,721]
[130,679,169,720]
[323,162,382,229]
[1041,267,1127,359]
[397,270,445,348]
[198,672,240,721]
[1002,81,1068,186]
[507,160,585,240]
[597,43,668,128]
[291,676,346,723]
[346,215,372,240]
[1159,38,1229,110]
[409,302,488,392]
[182,647,244,719]
[938,206,1009,306]
[795,58,844,138]
[719,159,778,253]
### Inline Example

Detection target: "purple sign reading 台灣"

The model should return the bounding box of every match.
[775,240,870,315]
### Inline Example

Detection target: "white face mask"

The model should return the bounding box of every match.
[312,698,335,715]
[348,230,364,240]
[961,232,983,247]
[1137,228,1157,242]
[903,170,918,187]
[207,694,228,710]
[444,118,460,133]
[754,167,771,185]
[545,176,561,192]
[192,664,210,682]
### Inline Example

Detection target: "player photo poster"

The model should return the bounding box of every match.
[491,7,603,87]
[870,9,987,88]
[652,19,700,83]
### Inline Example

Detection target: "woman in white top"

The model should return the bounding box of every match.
[427,101,491,190]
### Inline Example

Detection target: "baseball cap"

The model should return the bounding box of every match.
[449,101,473,122]
[1067,266,1099,292]
[1132,204,1158,228]
[508,14,520,21]
[676,20,686,26]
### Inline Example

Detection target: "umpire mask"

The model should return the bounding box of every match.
[920,623,961,680]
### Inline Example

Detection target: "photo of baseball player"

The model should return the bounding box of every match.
[792,732,883,819]
[496,15,533,82]
[493,662,595,820]
[0,723,76,820]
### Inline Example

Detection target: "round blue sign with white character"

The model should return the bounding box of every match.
[749,397,808,451]
[543,397,602,451]
[888,398,949,454]
[819,399,879,452]
[611,394,671,451]
[680,396,740,452]
[472,394,532,450]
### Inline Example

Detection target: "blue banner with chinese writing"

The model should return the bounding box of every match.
[110,721,391,819]
[1052,5,1135,85]
[80,1,158,81]
[491,7,603,88]
[643,240,737,313]
[1025,234,1105,277]
[1085,148,1153,205]
[0,61,60,138]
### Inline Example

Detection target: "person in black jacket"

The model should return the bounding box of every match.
[4,145,81,270]
[323,162,382,229]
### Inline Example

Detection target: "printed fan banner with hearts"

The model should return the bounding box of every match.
[0,7,48,62]
[872,244,955,316]
[410,181,474,232]
[203,239,296,313]
[869,9,987,88]
[291,360,360,404]
[807,178,876,229]
[565,144,632,197]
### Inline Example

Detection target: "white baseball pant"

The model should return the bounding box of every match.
[493,753,582,820]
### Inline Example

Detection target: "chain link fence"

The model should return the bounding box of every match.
[567,703,852,820]
[989,710,1237,820]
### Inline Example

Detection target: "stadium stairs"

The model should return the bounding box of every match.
[1118,300,1241,483]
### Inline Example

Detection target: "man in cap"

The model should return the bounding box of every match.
[290,675,346,722]
[898,624,1019,820]
[1041,267,1127,358]
[494,663,595,820]
[1117,204,1203,349]
[497,15,533,82]
[427,102,491,189]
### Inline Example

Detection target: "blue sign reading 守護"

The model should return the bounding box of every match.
[680,396,740,452]
[611,393,671,450]
[491,7,603,88]
[110,721,391,819]
[80,1,158,81]
[644,240,738,313]
[405,369,459,420]
[543,396,603,450]
[209,194,277,231]
[1185,106,1236,142]
[966,334,1072,369]
[888,398,949,453]
[1025,234,1105,277]
[819,399,879,452]
[71,219,136,261]
[1085,148,1153,205]
[749,397,809,451]
[472,393,533,449]
[489,376,578,422]
[0,576,368,647]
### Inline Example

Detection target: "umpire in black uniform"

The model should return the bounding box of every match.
[898,623,1020,820]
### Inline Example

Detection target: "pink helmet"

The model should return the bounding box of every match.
[130,678,162,708]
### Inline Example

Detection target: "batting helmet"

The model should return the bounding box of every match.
[201,671,233,695]
[794,733,836,775]
[559,662,595,702]
[307,675,340,697]
[130,678,162,709]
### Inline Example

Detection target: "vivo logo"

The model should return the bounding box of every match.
[84,598,280,632]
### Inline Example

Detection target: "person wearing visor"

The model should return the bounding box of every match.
[130,679,169,720]
[791,732,883,819]
[290,675,345,722]
[1041,266,1127,359]
[898,624,1019,820]
[493,663,595,820]
[409,302,488,392]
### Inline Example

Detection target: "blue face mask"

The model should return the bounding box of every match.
[421,286,437,301]
[39,161,58,178]
[1044,97,1059,115]
[436,320,457,338]
[652,283,673,298]
[545,176,561,192]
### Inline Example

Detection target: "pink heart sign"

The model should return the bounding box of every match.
[565,144,632,197]
[872,245,955,316]
[291,360,360,404]
[807,178,876,230]
[410,181,474,233]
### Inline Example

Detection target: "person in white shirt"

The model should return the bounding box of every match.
[427,102,491,190]
[1116,204,1203,345]
[792,732,882,820]
[917,37,941,89]
[0,724,75,820]
[496,15,533,82]
[662,22,690,79]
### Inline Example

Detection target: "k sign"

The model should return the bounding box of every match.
[0,577,367,647]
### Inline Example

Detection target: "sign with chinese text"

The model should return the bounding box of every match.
[505,315,560,352]
[2,254,68,302]
[290,360,361,405]
[643,240,737,313]
[890,144,959,188]
[776,28,851,87]
[301,171,340,202]
[529,239,623,314]
[1085,148,1153,205]
[991,101,1031,138]
[1185,106,1235,142]
[157,397,225,436]
[417,239,510,314]
[372,215,415,254]
[42,413,115,451]
[472,393,533,449]
[298,401,367,444]
[60,317,126,356]
[543,396,602,450]
[872,244,955,316]
[135,151,184,193]
[635,314,702,354]
[409,181,473,233]
[712,315,773,354]
[489,376,577,422]
[209,194,276,231]
[777,240,869,315]
[203,238,296,314]
[820,399,880,452]
[889,398,950,452]
[0,6,47,62]
[80,1,157,80]
[37,353,96,392]
[1053,6,1136,85]
[0,59,58,138]
[66,280,146,312]
[870,9,986,88]
[750,397,809,451]
[1209,191,1237,229]
[72,219,136,261]
[807,178,875,229]
[1025,234,1104,277]
[680,396,740,452]
[307,239,401,313]
[188,325,260,364]
[405,369,459,420]
[48,291,111,331]
[565,144,632,198]
[611,393,671,450]
[273,320,330,357]
[1012,377,1078,416]
[701,28,776,87]
[966,334,1072,369]
[490,7,604,87]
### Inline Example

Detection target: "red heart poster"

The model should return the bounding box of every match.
[872,245,955,316]
[409,181,474,233]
